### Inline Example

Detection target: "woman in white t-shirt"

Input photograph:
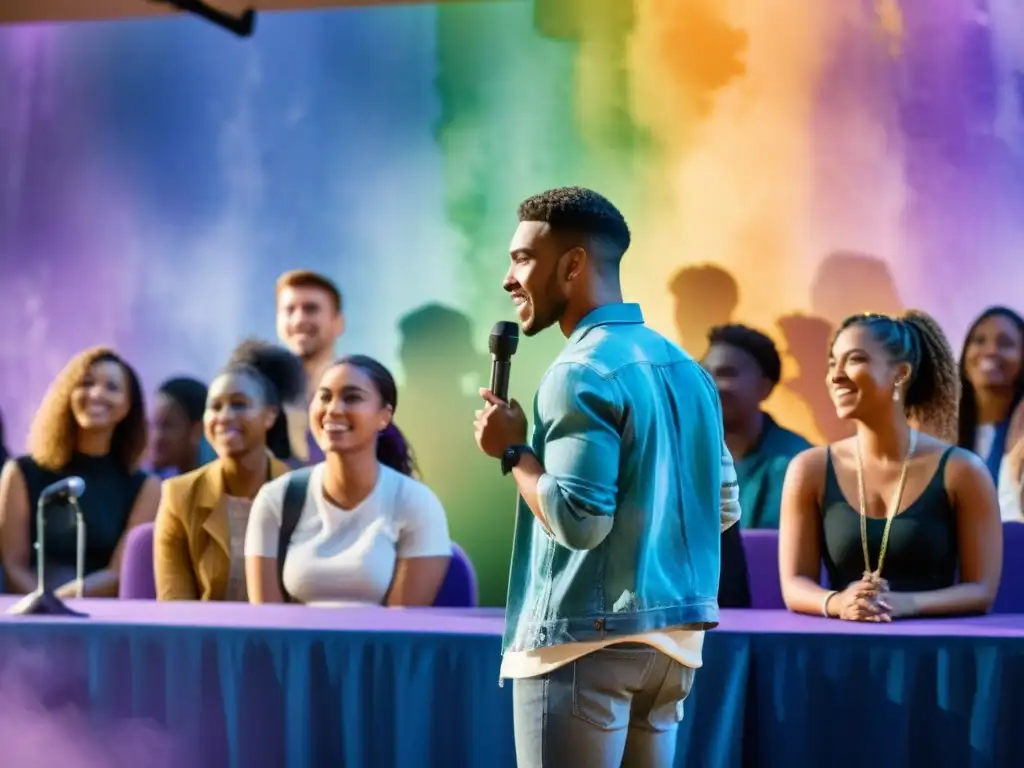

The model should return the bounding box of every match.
[956,307,1024,521]
[244,355,452,605]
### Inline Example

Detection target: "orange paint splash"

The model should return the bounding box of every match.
[617,0,846,437]
[875,0,904,57]
[624,0,838,328]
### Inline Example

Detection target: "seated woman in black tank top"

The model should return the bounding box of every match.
[778,311,1002,620]
[0,348,160,597]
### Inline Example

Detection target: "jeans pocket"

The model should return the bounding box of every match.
[646,662,696,731]
[570,649,651,728]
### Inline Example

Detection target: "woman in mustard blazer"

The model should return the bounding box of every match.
[154,343,303,600]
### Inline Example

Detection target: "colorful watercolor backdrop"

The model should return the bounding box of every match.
[1,0,1023,604]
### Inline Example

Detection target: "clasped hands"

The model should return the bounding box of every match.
[833,573,911,622]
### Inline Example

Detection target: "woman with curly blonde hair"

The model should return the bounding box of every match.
[779,311,1003,621]
[0,348,160,596]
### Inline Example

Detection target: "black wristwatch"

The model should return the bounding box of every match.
[501,444,534,476]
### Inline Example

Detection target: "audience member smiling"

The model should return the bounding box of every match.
[955,307,1024,520]
[245,355,452,606]
[780,312,1002,621]
[0,348,159,596]
[154,345,294,601]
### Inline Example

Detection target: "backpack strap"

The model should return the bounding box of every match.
[278,467,313,603]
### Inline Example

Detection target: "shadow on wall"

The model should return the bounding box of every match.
[667,264,739,360]
[665,251,904,446]
[776,313,851,444]
[395,303,518,607]
[810,250,903,327]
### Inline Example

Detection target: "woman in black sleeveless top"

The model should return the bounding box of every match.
[778,311,1002,620]
[0,348,160,597]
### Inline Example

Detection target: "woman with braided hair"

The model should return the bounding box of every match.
[779,311,1002,620]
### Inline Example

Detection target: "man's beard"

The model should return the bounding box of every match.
[523,275,568,337]
[523,298,567,337]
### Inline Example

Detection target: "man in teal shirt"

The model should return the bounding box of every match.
[703,324,812,529]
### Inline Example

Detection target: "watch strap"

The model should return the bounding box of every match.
[501,444,533,475]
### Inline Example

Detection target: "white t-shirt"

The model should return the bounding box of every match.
[997,456,1022,522]
[974,425,1023,522]
[244,463,451,605]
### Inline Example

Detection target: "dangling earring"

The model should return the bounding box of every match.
[893,379,903,402]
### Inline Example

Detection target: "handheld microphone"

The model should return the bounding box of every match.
[489,321,520,402]
[40,476,85,502]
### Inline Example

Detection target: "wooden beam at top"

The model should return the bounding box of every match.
[0,0,501,26]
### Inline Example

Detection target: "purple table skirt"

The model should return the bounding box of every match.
[2,598,1019,640]
[0,599,1022,767]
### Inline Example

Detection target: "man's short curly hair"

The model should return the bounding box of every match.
[27,347,147,473]
[707,324,783,386]
[517,186,631,258]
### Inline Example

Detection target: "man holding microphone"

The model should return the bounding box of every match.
[474,187,740,767]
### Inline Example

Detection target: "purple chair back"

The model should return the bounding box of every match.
[119,522,157,599]
[740,529,786,610]
[118,523,479,607]
[993,521,1024,613]
[433,543,478,607]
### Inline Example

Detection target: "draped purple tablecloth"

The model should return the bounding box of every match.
[5,599,1022,635]
[0,600,1022,767]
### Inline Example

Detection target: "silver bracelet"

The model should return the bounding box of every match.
[821,590,838,618]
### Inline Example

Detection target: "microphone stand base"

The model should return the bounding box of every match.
[6,590,88,617]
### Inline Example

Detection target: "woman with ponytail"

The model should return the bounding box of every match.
[779,311,1002,620]
[153,341,299,600]
[244,355,452,606]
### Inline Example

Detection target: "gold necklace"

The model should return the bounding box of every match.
[856,429,917,579]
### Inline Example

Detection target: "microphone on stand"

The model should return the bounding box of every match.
[489,321,520,402]
[7,476,89,617]
[42,476,86,503]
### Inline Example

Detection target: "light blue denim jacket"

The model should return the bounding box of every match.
[502,303,737,654]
